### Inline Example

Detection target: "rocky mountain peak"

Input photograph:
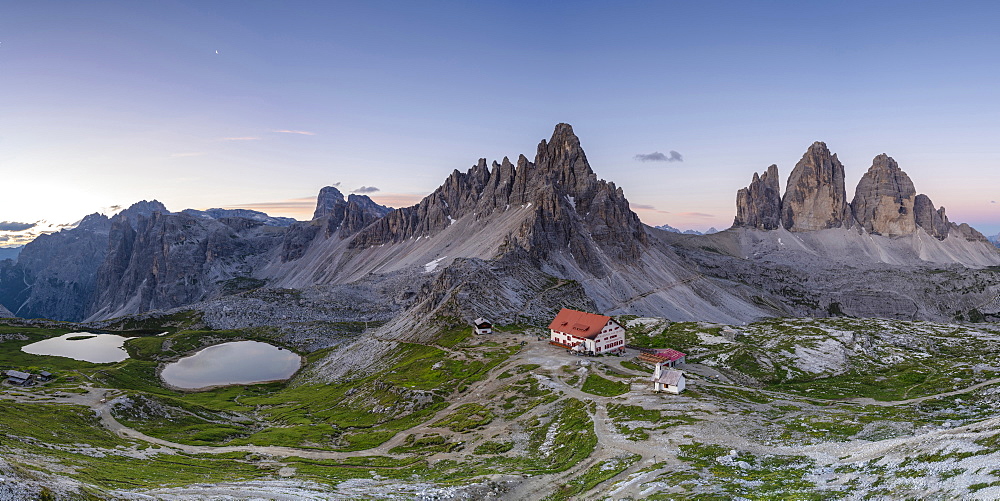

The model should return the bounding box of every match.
[114,200,168,229]
[521,124,647,272]
[734,164,782,230]
[780,141,853,231]
[912,195,950,240]
[76,213,112,231]
[348,123,647,276]
[346,194,391,217]
[533,123,598,200]
[851,153,917,236]
[313,186,346,220]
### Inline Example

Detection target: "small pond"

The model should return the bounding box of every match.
[21,332,132,363]
[160,340,301,390]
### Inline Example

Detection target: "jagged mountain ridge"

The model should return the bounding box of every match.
[259,124,768,326]
[733,142,992,253]
[655,224,719,235]
[181,208,297,227]
[1,124,997,326]
[343,124,648,274]
[655,141,1000,321]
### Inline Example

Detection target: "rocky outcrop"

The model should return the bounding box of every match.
[343,194,392,235]
[349,123,647,277]
[851,154,917,236]
[87,207,286,320]
[734,164,782,230]
[181,208,296,227]
[0,213,112,320]
[310,186,390,237]
[913,194,950,240]
[951,222,989,243]
[280,189,391,262]
[781,142,853,231]
[313,186,346,220]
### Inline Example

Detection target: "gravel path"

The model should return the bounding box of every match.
[7,339,1000,499]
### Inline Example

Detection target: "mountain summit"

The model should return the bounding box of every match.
[734,142,989,243]
[780,142,852,231]
[345,123,647,277]
[851,154,917,237]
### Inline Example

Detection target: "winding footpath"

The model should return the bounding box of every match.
[6,339,1000,498]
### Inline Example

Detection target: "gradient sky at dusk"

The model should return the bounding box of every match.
[3,1,1000,246]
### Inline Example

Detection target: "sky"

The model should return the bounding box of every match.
[2,1,1000,246]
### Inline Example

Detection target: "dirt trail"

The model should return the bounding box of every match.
[9,337,1000,499]
[844,376,1000,407]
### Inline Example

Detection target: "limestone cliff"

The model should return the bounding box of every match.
[851,154,917,236]
[734,164,782,230]
[781,142,853,231]
[913,194,951,240]
[87,207,286,320]
[348,123,647,277]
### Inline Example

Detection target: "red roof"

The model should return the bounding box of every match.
[548,308,613,339]
[652,348,686,362]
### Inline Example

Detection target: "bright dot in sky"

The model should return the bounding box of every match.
[215,50,219,54]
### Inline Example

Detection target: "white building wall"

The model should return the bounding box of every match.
[552,320,626,354]
[671,376,686,394]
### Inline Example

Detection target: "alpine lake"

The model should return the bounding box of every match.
[18,329,300,389]
[21,332,133,363]
[160,340,302,390]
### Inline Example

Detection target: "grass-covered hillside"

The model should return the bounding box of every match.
[4,315,1000,499]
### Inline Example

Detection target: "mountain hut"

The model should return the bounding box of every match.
[548,308,626,355]
[472,318,493,335]
[5,370,35,386]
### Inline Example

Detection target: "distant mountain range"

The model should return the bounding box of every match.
[1,124,998,328]
[654,224,719,235]
[0,246,22,262]
[989,233,1000,248]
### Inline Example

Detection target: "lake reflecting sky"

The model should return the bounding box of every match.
[21,332,131,363]
[160,340,301,390]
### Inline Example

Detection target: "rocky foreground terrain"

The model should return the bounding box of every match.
[5,315,1000,499]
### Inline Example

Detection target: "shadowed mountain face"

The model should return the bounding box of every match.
[347,124,647,278]
[734,164,781,230]
[0,211,116,320]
